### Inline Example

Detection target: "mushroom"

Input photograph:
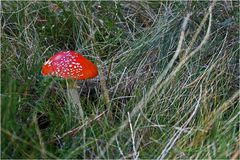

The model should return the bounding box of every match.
[42,50,98,80]
[42,50,98,119]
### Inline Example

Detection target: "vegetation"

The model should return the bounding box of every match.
[1,1,239,159]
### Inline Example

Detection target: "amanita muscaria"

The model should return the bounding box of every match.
[42,50,98,120]
[42,50,98,80]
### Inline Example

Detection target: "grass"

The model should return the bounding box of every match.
[1,1,239,159]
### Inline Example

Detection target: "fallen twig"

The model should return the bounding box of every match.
[48,110,107,144]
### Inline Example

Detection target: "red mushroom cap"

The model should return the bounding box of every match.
[42,51,98,80]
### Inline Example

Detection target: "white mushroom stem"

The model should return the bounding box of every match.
[66,81,86,159]
[66,81,84,121]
